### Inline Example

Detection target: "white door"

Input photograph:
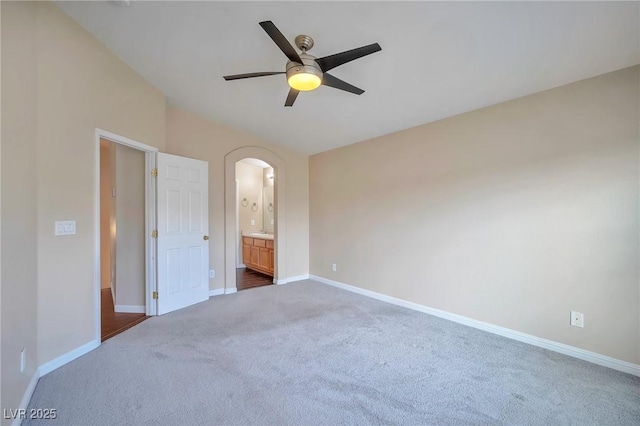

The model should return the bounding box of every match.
[156,153,209,315]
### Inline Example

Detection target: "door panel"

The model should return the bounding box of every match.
[242,244,251,267]
[250,246,260,268]
[259,247,270,270]
[157,153,209,315]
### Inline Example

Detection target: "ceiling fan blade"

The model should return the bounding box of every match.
[315,43,381,72]
[285,88,299,107]
[223,72,285,81]
[321,73,364,95]
[259,21,303,64]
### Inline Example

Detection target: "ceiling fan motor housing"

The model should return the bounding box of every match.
[295,34,314,52]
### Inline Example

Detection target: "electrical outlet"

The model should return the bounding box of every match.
[209,269,215,278]
[332,263,337,272]
[20,348,25,372]
[570,310,584,328]
[250,219,255,226]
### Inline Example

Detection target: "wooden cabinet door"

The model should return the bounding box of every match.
[250,246,260,268]
[242,244,251,267]
[259,247,271,271]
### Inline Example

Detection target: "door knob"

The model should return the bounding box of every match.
[203,235,209,241]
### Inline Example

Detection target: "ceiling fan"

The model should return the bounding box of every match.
[223,21,382,107]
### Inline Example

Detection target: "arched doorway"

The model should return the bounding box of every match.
[235,158,275,290]
[224,147,287,292]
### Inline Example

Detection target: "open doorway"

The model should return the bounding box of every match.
[224,147,287,293]
[235,158,276,291]
[99,138,148,341]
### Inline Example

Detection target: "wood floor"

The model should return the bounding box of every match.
[236,268,273,291]
[101,288,148,342]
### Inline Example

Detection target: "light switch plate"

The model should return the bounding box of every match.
[55,220,76,236]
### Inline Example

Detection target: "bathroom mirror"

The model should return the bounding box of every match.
[262,185,274,233]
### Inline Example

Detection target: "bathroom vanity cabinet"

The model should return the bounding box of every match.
[242,235,274,277]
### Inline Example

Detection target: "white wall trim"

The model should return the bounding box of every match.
[12,370,40,426]
[93,132,102,346]
[224,287,237,295]
[309,275,640,377]
[275,274,309,285]
[143,149,157,317]
[114,305,145,314]
[235,178,241,269]
[209,289,225,297]
[38,339,100,377]
[96,128,158,153]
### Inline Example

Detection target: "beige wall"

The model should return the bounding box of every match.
[310,66,640,364]
[236,161,264,234]
[114,144,146,308]
[166,107,309,289]
[21,1,165,369]
[1,2,39,420]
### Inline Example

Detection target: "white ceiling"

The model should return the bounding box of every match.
[56,1,639,155]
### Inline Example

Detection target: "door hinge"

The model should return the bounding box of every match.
[153,291,158,300]
[151,168,158,177]
[151,230,158,238]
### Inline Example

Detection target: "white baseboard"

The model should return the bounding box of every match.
[38,339,100,377]
[16,340,100,420]
[309,275,640,377]
[275,274,309,285]
[114,304,145,314]
[12,370,40,426]
[210,288,236,296]
[287,274,310,283]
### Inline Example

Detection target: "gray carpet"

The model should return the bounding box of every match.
[27,280,639,425]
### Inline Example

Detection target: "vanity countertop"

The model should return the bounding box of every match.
[243,232,274,240]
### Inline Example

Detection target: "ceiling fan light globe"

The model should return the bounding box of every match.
[286,58,323,92]
[288,73,321,91]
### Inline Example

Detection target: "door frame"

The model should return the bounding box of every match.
[93,128,158,343]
